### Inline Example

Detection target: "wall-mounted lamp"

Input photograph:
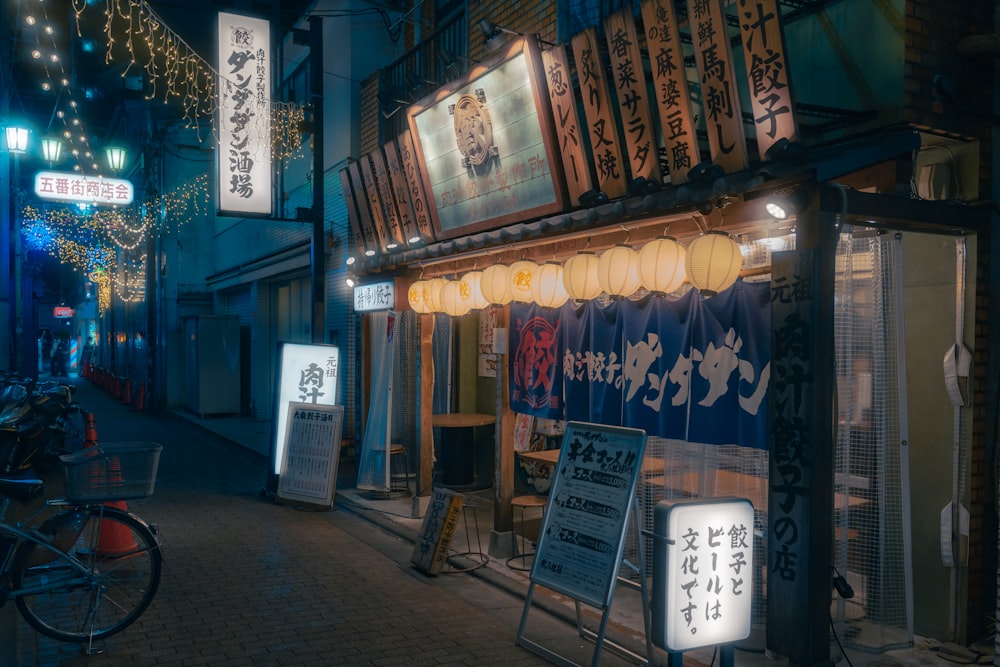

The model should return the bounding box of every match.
[479,19,522,53]
[764,188,809,221]
[345,275,357,288]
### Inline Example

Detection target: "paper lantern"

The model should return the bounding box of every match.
[597,244,641,298]
[532,261,569,309]
[480,264,512,305]
[638,236,687,295]
[440,280,471,317]
[425,277,447,312]
[562,252,602,301]
[408,280,430,314]
[462,271,490,310]
[685,231,743,297]
[508,260,539,303]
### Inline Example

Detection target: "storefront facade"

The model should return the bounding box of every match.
[344,0,997,661]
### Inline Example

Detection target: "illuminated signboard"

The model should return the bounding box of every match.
[34,171,134,206]
[407,35,567,241]
[217,12,272,215]
[270,342,339,476]
[652,497,755,652]
[353,281,395,312]
[53,306,75,318]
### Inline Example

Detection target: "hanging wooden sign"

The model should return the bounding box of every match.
[397,130,435,244]
[604,8,662,185]
[736,0,799,159]
[382,139,422,247]
[541,44,594,206]
[687,0,749,173]
[358,154,392,251]
[369,148,405,249]
[345,160,381,255]
[571,27,628,199]
[640,0,701,183]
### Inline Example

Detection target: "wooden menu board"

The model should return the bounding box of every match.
[411,488,464,575]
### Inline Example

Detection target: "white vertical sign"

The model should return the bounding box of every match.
[218,12,272,215]
[271,343,340,475]
[653,498,755,651]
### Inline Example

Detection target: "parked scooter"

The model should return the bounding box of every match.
[0,376,84,476]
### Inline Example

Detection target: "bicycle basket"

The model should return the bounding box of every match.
[60,442,163,502]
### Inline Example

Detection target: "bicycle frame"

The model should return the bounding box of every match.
[0,499,158,601]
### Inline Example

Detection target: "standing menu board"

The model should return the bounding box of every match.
[530,421,646,608]
[277,402,344,508]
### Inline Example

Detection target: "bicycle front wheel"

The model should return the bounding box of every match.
[12,505,162,643]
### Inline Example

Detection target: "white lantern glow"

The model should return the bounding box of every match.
[562,252,602,301]
[532,261,569,309]
[408,280,430,313]
[685,231,743,296]
[425,277,447,312]
[638,236,687,295]
[440,280,471,317]
[462,271,490,310]
[508,260,540,303]
[481,264,512,305]
[597,244,641,298]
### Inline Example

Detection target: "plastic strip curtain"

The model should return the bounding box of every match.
[356,311,396,491]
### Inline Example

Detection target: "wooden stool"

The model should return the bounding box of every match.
[506,495,547,571]
[389,443,411,495]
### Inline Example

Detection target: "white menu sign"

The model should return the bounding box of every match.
[217,11,271,215]
[277,402,343,507]
[271,342,339,475]
[530,422,646,608]
[652,497,754,651]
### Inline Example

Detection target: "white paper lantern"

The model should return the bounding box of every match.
[562,252,602,301]
[480,264,512,305]
[462,271,490,310]
[597,244,641,298]
[408,280,431,314]
[508,260,539,303]
[685,231,743,296]
[440,280,471,317]
[425,277,447,312]
[638,236,687,295]
[532,261,570,309]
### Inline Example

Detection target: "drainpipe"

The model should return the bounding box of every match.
[310,15,326,344]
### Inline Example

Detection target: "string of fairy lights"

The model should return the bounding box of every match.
[16,0,306,315]
[20,172,211,314]
[73,0,305,160]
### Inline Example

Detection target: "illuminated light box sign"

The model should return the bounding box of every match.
[53,306,75,318]
[34,171,134,206]
[217,11,272,216]
[652,497,755,652]
[270,342,339,476]
[353,280,395,312]
[407,35,567,241]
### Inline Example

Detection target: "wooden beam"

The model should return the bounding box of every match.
[418,313,434,496]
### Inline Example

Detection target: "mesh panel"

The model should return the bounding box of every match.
[831,229,912,651]
[631,228,911,648]
[391,310,419,476]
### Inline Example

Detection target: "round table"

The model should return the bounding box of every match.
[432,413,495,489]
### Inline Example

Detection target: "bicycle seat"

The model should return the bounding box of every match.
[0,476,44,503]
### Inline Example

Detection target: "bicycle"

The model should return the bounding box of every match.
[0,441,163,650]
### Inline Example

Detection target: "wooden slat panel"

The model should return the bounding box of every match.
[541,44,595,205]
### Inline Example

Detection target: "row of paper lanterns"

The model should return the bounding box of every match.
[408,231,744,316]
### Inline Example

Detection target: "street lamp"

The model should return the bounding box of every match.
[105,145,126,173]
[5,124,29,374]
[4,126,28,154]
[41,136,63,164]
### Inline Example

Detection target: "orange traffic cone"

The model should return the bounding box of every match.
[134,382,145,412]
[82,416,136,556]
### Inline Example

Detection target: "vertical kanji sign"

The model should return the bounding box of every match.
[541,44,594,206]
[640,0,701,183]
[652,498,754,651]
[687,0,749,173]
[737,0,799,158]
[604,8,662,185]
[571,28,628,199]
[217,12,272,215]
[270,342,340,477]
